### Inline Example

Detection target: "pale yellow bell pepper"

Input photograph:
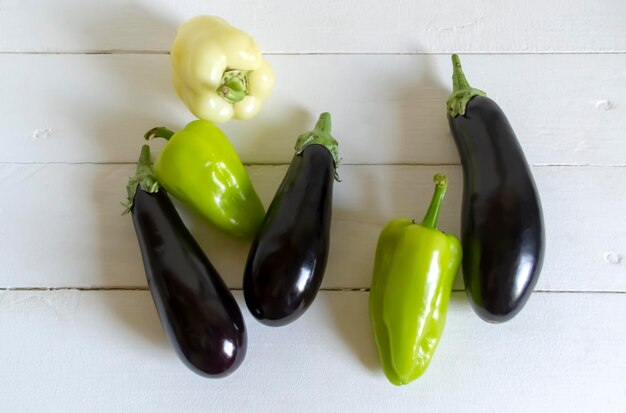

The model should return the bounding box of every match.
[171,16,275,123]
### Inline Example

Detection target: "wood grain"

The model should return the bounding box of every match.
[0,290,624,412]
[1,2,625,409]
[0,0,625,53]
[1,54,625,165]
[1,163,623,291]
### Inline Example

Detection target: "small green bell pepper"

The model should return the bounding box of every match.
[145,120,265,238]
[369,174,462,385]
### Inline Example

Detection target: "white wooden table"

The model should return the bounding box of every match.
[1,1,625,411]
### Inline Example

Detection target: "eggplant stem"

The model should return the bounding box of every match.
[123,145,159,214]
[294,112,340,180]
[452,55,470,91]
[446,54,486,118]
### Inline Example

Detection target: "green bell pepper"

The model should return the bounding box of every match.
[369,174,462,385]
[145,120,265,238]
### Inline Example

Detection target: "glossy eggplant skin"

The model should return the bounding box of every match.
[448,96,544,323]
[131,187,246,377]
[244,144,335,326]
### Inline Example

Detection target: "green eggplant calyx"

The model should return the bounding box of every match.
[217,69,249,103]
[145,126,175,141]
[295,112,340,178]
[123,144,159,214]
[420,173,448,229]
[446,54,486,118]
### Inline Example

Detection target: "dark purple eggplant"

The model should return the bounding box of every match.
[125,145,246,377]
[244,113,339,326]
[446,55,545,323]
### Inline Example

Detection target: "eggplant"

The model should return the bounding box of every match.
[446,55,545,323]
[244,113,339,326]
[126,145,246,377]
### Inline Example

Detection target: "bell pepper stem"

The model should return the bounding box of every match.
[446,54,486,118]
[218,69,249,103]
[420,174,448,229]
[123,145,159,214]
[145,127,175,141]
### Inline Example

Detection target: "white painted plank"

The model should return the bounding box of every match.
[0,290,624,412]
[1,163,624,291]
[0,0,625,53]
[1,54,625,165]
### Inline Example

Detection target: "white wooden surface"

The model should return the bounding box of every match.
[0,291,624,412]
[1,54,625,165]
[1,1,625,412]
[1,164,625,292]
[0,0,625,53]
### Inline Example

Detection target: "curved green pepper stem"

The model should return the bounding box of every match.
[446,54,486,118]
[123,145,159,214]
[295,112,340,174]
[218,69,249,103]
[144,127,175,141]
[420,174,448,229]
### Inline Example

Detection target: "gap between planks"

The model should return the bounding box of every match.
[0,51,625,56]
[0,287,624,294]
[1,162,626,168]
